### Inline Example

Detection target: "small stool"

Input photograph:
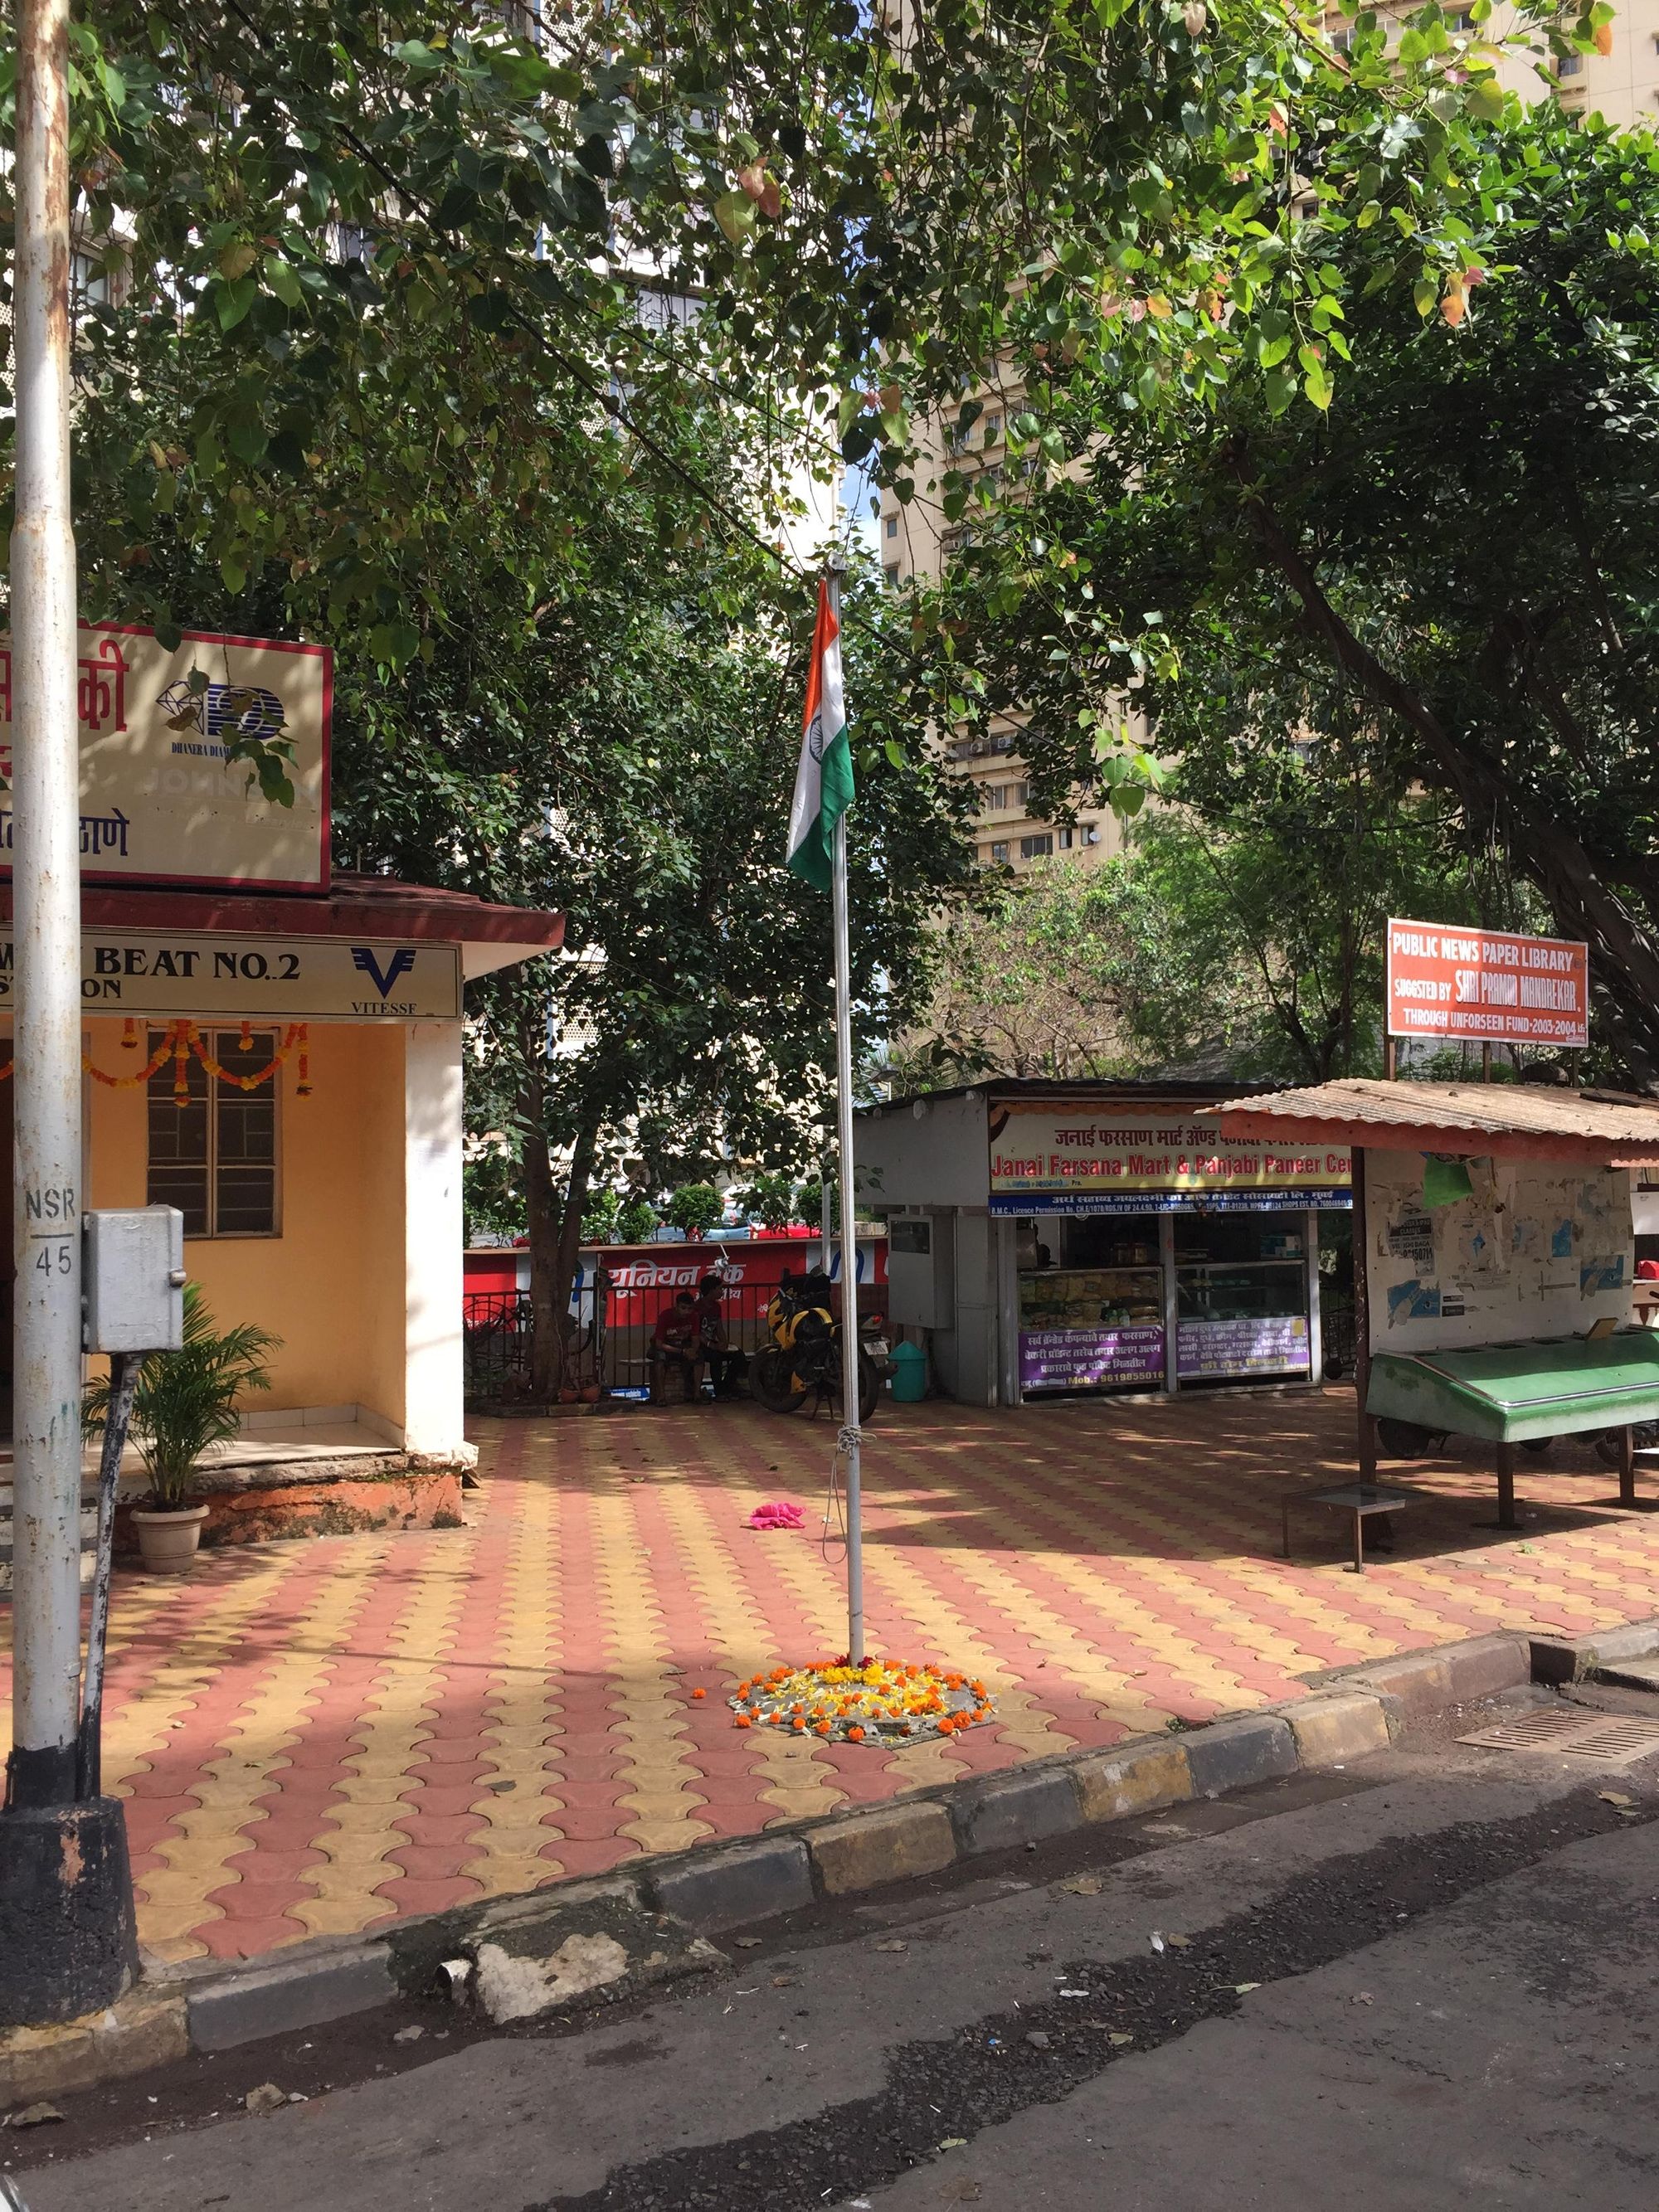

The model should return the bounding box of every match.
[1282,1480,1418,1572]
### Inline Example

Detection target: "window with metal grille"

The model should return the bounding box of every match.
[147,1029,280,1238]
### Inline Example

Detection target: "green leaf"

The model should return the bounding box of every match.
[714,192,756,246]
[215,276,258,332]
[219,550,248,594]
[1413,275,1438,318]
[265,257,303,309]
[368,620,421,668]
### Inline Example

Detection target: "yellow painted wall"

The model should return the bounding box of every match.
[85,1016,408,1430]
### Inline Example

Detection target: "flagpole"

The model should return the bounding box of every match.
[825,566,864,1665]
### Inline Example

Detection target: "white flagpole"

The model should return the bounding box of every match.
[825,566,864,1665]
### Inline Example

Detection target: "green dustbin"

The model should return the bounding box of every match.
[889,1339,927,1403]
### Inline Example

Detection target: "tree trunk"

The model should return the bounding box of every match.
[551,1118,599,1387]
[522,1062,562,1402]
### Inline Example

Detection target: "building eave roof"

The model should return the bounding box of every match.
[1208,1077,1659,1168]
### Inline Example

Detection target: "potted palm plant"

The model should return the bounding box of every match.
[85,1283,280,1575]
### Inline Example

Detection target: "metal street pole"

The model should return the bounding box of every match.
[9,0,83,1815]
[825,570,864,1666]
[0,0,139,2029]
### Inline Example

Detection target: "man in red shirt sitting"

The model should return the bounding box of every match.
[650,1291,702,1403]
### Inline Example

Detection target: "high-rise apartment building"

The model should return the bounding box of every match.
[878,401,1131,872]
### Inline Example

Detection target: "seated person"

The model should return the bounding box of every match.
[696,1275,743,1400]
[649,1291,702,1403]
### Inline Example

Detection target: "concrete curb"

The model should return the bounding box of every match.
[0,1622,1590,2098]
[1528,1614,1659,1685]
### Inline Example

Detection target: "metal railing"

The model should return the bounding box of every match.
[463,1277,885,1400]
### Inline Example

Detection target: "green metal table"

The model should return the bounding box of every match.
[1366,1333,1659,1527]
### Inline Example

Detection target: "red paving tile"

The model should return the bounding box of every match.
[10,1391,1659,1962]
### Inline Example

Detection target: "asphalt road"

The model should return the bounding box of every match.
[9,1693,1659,2212]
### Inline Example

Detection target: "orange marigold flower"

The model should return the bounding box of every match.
[691,1688,707,1700]
[848,1725,864,1742]
[735,1715,752,1729]
[815,1720,831,1736]
[792,1717,806,1732]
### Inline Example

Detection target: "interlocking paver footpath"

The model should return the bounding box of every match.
[3,1388,1657,1967]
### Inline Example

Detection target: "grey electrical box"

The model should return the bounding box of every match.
[82,1208,186,1354]
[887,1211,956,1330]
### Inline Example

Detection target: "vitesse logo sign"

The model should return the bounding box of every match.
[0,931,460,1021]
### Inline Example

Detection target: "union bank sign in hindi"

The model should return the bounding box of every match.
[0,622,330,891]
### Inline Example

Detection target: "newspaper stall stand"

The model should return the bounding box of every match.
[1208,1079,1659,1536]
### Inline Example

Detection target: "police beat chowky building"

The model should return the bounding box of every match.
[0,623,561,1551]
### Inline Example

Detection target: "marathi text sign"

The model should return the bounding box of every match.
[1176,1315,1309,1379]
[988,1104,1350,1208]
[0,930,460,1021]
[0,623,330,890]
[1019,1325,1165,1392]
[1385,918,1588,1047]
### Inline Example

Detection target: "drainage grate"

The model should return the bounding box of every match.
[1457,1705,1659,1769]
[1552,1717,1659,1769]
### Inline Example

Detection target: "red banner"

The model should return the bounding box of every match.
[1385,918,1588,1048]
[586,1237,886,1325]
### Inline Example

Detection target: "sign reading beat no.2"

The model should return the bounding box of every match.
[0,931,460,1021]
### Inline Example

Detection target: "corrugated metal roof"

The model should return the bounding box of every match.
[1208,1077,1659,1163]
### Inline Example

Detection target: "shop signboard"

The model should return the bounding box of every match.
[0,622,331,890]
[1385,918,1588,1048]
[0,928,460,1020]
[988,1101,1350,1214]
[1019,1325,1165,1392]
[1176,1315,1310,1379]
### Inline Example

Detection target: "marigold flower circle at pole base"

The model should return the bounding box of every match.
[728,1659,995,1745]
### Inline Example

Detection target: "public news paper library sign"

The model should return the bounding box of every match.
[988,1102,1352,1216]
[0,621,330,890]
[1385,918,1589,1048]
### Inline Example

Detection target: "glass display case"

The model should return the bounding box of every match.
[1017,1266,1165,1393]
[1020,1266,1162,1330]
[1175,1261,1306,1323]
[1175,1260,1310,1380]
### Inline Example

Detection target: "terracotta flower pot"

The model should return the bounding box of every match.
[132,1503,209,1575]
[579,1383,602,1404]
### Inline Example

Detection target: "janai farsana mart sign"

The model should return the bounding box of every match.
[1385,918,1588,1048]
[0,622,330,890]
[988,1102,1350,1214]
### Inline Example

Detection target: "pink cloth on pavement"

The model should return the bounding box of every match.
[747,1500,805,1530]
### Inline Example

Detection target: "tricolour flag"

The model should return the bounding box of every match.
[786,579,854,892]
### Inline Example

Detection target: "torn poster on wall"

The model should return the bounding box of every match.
[1364,1148,1633,1355]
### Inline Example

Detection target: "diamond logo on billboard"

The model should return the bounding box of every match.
[0,622,331,891]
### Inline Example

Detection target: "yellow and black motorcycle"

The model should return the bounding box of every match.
[750,1268,880,1422]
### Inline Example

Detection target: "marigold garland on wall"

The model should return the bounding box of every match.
[0,1017,312,1096]
[730,1660,995,1744]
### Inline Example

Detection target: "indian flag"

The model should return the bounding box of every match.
[786,579,854,892]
